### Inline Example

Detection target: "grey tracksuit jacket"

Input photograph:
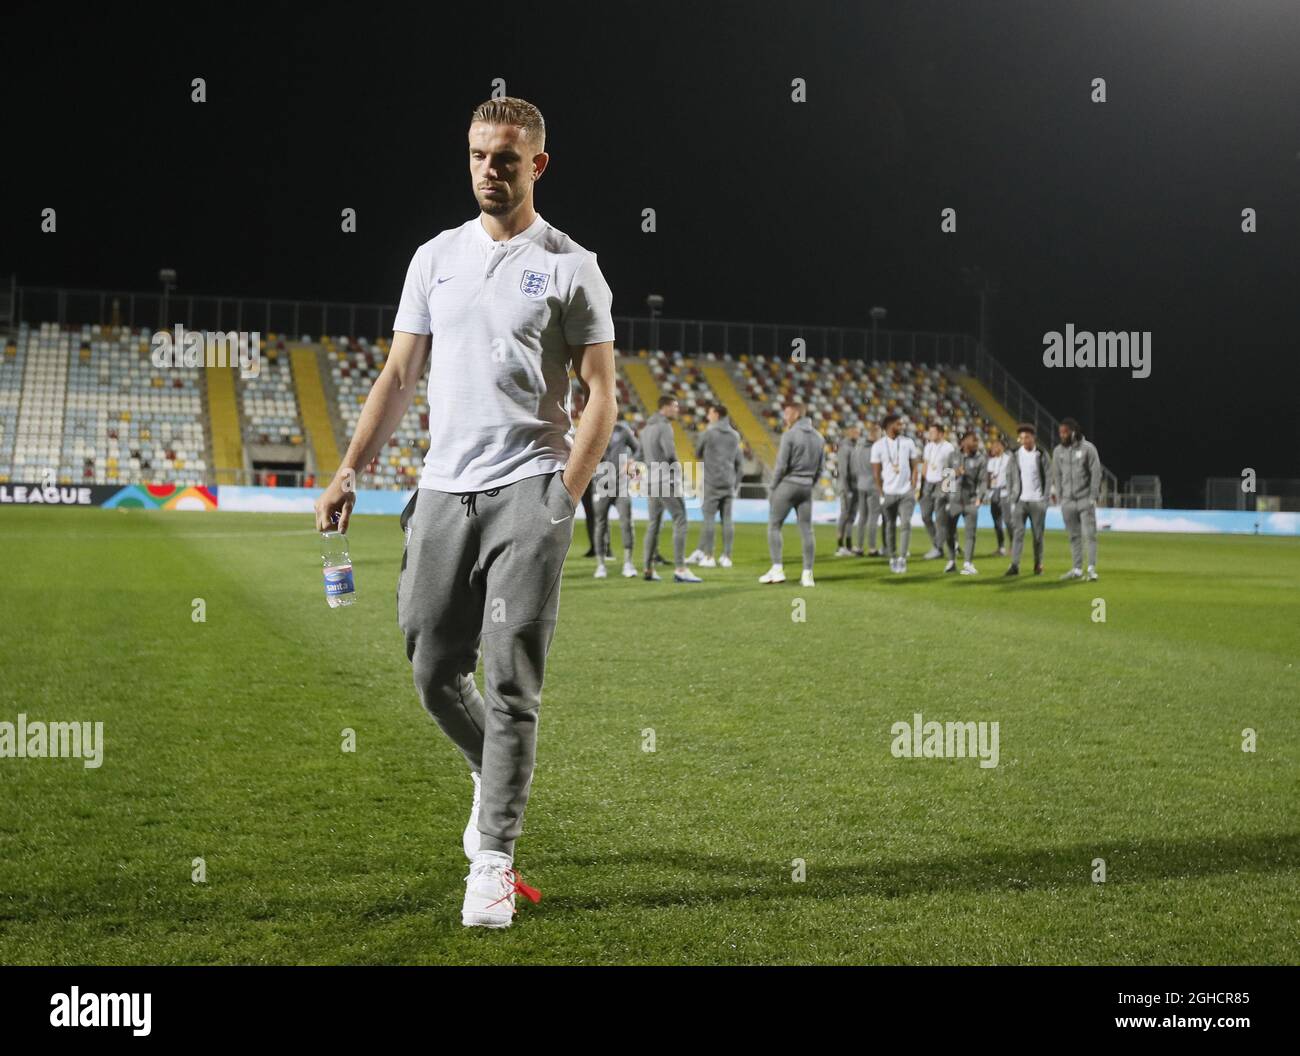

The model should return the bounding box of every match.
[695,420,744,497]
[944,449,989,507]
[1050,437,1103,503]
[596,420,641,491]
[1004,444,1051,506]
[834,437,858,495]
[640,412,682,496]
[771,416,826,489]
[851,441,879,495]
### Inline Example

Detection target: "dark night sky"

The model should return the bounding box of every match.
[4,0,1298,506]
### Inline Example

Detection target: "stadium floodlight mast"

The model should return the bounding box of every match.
[870,306,887,360]
[158,268,177,330]
[646,293,664,354]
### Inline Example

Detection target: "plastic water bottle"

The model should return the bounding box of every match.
[320,530,356,608]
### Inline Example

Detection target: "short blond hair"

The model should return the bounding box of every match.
[470,97,545,151]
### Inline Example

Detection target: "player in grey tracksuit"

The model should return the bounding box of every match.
[852,423,884,555]
[592,419,640,577]
[942,433,987,573]
[834,425,861,555]
[761,404,826,583]
[1003,423,1051,575]
[1050,417,1102,580]
[689,405,745,564]
[640,396,699,581]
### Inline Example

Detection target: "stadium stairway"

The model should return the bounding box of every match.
[620,355,693,461]
[289,343,341,475]
[702,361,778,472]
[949,369,1018,438]
[205,364,244,484]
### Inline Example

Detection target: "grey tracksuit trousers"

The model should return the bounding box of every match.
[698,491,735,558]
[593,493,634,559]
[919,480,947,551]
[769,479,816,569]
[945,500,978,561]
[988,490,1008,549]
[836,488,859,543]
[881,492,916,559]
[396,470,576,858]
[854,488,882,551]
[645,495,688,568]
[1009,499,1047,569]
[1062,499,1099,569]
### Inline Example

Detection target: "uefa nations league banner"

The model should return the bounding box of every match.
[213,486,1300,536]
[0,483,218,509]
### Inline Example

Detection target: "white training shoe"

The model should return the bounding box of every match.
[462,850,541,928]
[621,561,637,578]
[674,569,703,583]
[593,563,608,579]
[759,564,786,584]
[835,546,851,557]
[944,560,957,573]
[698,555,717,568]
[1060,567,1084,581]
[1086,565,1099,581]
[685,549,705,565]
[463,772,482,861]
[960,562,978,575]
[896,558,907,574]
[718,555,733,568]
[924,548,942,560]
[801,569,815,587]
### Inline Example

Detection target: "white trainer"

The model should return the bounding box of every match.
[463,771,482,860]
[924,548,942,560]
[698,555,718,568]
[621,561,637,578]
[1060,567,1084,580]
[944,560,957,573]
[685,549,705,565]
[461,850,541,928]
[718,555,733,568]
[593,563,607,579]
[1086,565,1099,581]
[960,562,978,575]
[896,558,907,574]
[801,569,815,587]
[759,564,786,584]
[835,546,851,557]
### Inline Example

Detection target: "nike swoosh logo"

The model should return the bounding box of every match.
[550,515,571,524]
[436,276,454,285]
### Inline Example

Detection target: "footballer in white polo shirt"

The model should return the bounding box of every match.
[315,97,618,929]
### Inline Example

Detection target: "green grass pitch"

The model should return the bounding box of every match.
[1,506,1296,965]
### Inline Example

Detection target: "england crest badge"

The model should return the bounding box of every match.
[520,269,550,298]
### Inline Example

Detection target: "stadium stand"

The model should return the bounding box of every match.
[2,322,210,486]
[324,334,428,490]
[0,318,1046,500]
[236,337,304,449]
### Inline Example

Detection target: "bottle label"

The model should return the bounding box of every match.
[324,565,355,596]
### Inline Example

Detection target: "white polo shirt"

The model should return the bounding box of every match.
[870,434,918,496]
[1017,447,1044,502]
[393,212,615,492]
[988,451,1010,489]
[922,439,954,483]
